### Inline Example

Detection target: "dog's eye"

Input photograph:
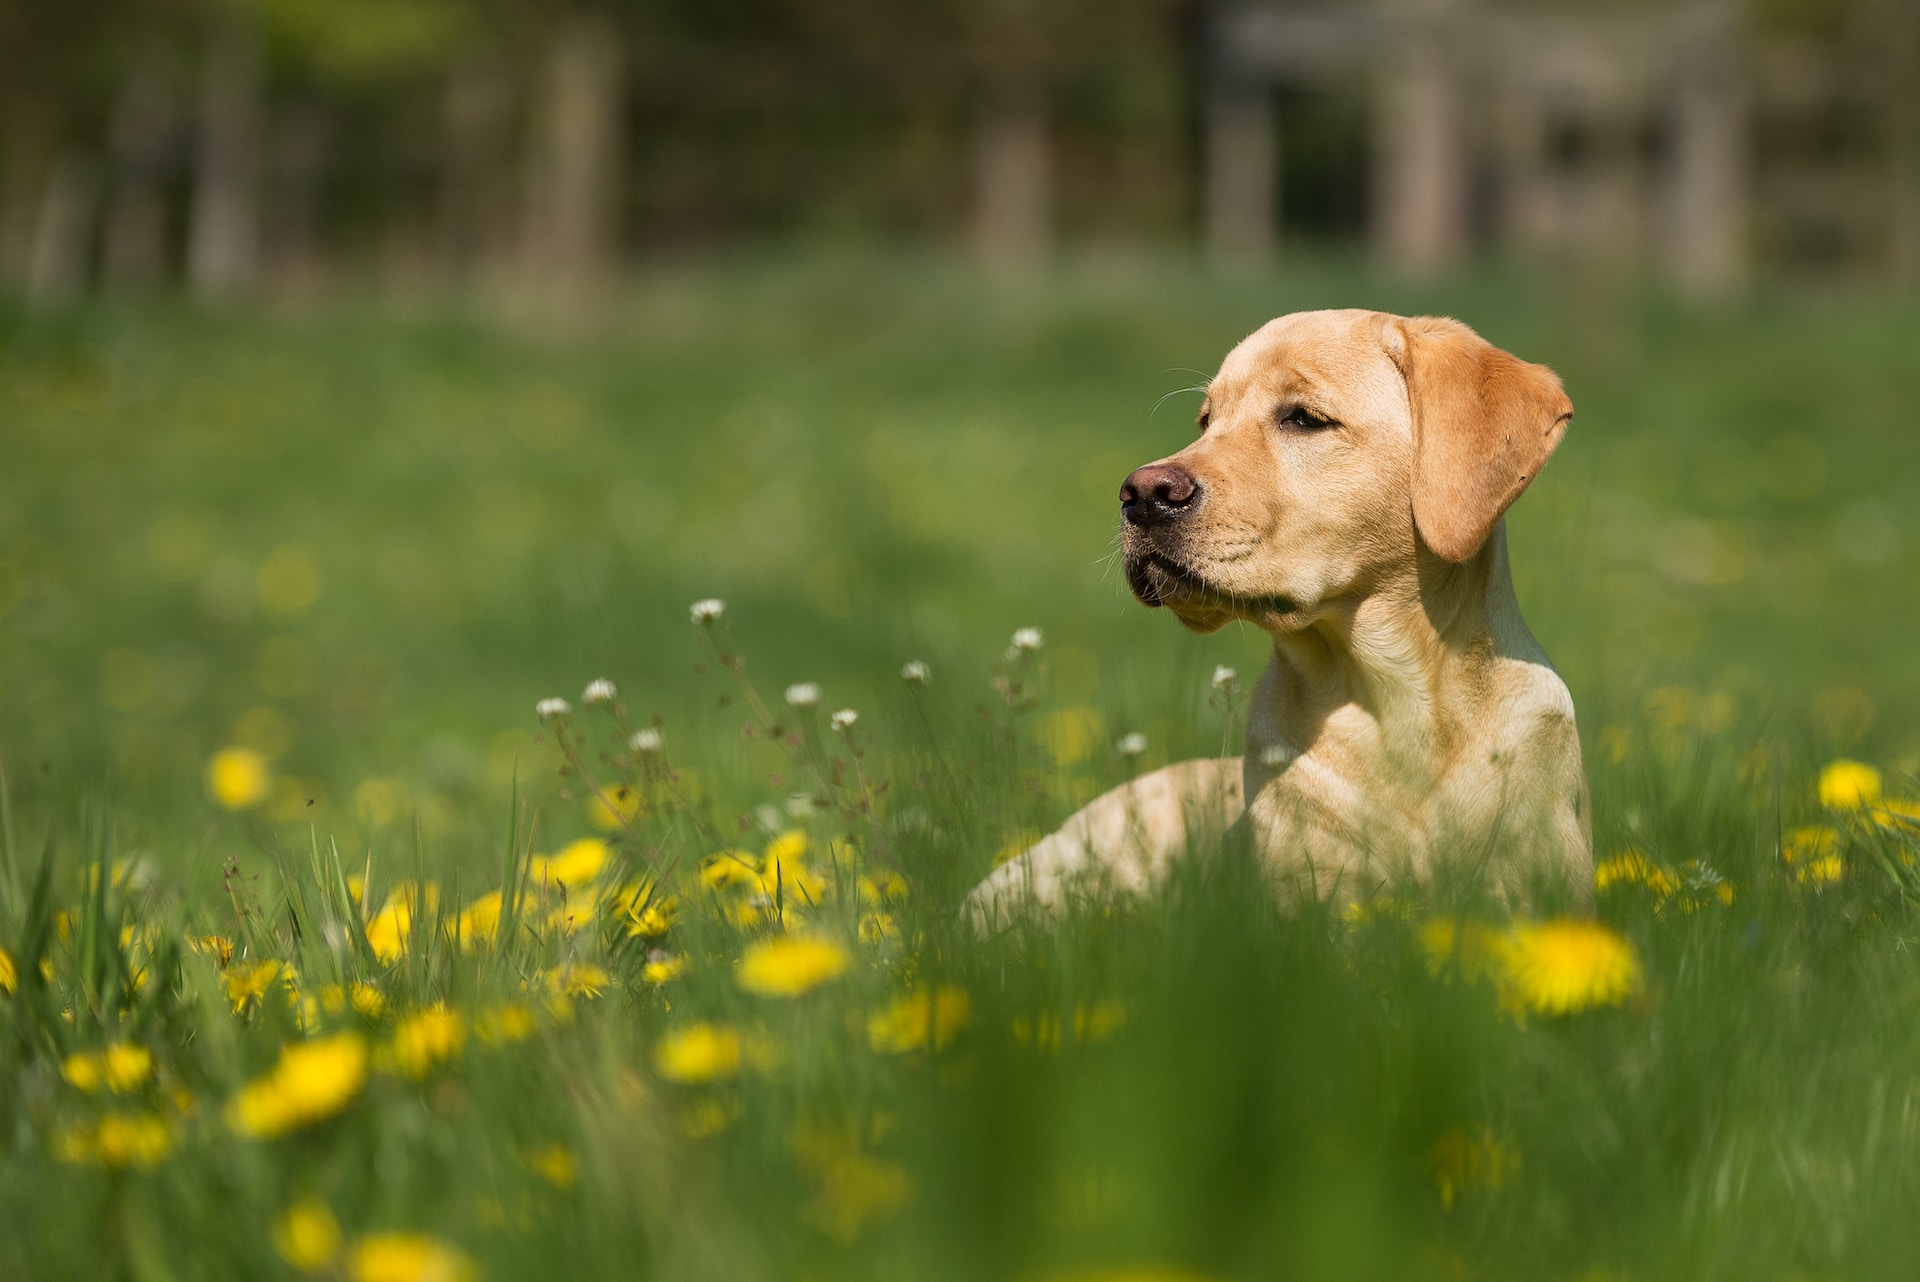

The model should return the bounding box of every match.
[1195,406,1211,433]
[1277,405,1335,432]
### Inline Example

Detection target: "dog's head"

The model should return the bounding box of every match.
[1121,309,1573,633]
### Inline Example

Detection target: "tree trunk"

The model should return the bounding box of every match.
[522,14,624,311]
[27,153,97,303]
[1,107,57,287]
[1204,81,1276,268]
[104,62,177,291]
[1667,2,1746,297]
[971,87,1050,270]
[439,56,515,283]
[1886,0,1920,288]
[188,27,262,300]
[1375,23,1467,277]
[264,99,329,289]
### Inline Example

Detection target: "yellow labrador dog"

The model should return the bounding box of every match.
[969,309,1591,923]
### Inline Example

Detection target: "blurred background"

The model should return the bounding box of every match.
[2,0,1918,862]
[6,0,1917,300]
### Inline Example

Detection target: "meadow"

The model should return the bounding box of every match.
[2,255,1920,1281]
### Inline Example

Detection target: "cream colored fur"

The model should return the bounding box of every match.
[968,309,1591,926]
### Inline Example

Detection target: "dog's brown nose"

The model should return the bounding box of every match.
[1120,463,1200,527]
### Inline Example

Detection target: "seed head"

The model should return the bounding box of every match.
[900,660,931,685]
[1212,665,1238,690]
[629,728,665,754]
[689,598,726,624]
[1010,627,1044,652]
[785,683,821,709]
[536,697,571,722]
[581,678,617,705]
[831,709,859,732]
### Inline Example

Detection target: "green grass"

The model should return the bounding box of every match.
[2,255,1920,1280]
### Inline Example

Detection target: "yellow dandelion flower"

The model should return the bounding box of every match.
[274,1197,342,1272]
[654,1022,742,1083]
[858,911,899,945]
[588,785,642,830]
[680,1095,740,1137]
[190,934,235,967]
[208,746,271,810]
[1783,824,1840,866]
[224,959,283,1012]
[57,1111,173,1169]
[1430,1125,1520,1211]
[641,954,685,985]
[0,946,14,993]
[453,891,502,952]
[542,900,592,938]
[765,829,808,865]
[1798,852,1845,885]
[381,1005,465,1079]
[524,1143,577,1189]
[618,886,677,938]
[699,850,761,890]
[474,1003,536,1045]
[1875,796,1920,831]
[320,982,387,1020]
[227,1032,368,1138]
[1419,917,1511,982]
[1593,849,1677,898]
[530,837,608,889]
[1011,1000,1128,1051]
[1498,919,1643,1016]
[1076,1000,1127,1042]
[804,1147,913,1243]
[103,1042,153,1092]
[857,869,908,906]
[348,1233,476,1282]
[546,962,612,999]
[364,884,436,964]
[62,1051,104,1091]
[736,935,849,998]
[1341,896,1416,928]
[1820,759,1882,810]
[868,986,971,1054]
[753,856,827,906]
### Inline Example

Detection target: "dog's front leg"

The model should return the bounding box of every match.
[964,757,1245,931]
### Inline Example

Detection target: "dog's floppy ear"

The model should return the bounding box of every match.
[1385,315,1573,563]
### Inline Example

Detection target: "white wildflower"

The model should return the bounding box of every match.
[629,728,664,754]
[536,697,571,721]
[900,660,931,685]
[1115,732,1148,758]
[1212,665,1238,690]
[1010,627,1044,652]
[785,682,821,709]
[831,709,859,732]
[582,678,618,705]
[689,598,726,624]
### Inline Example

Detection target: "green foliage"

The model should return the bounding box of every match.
[239,0,476,82]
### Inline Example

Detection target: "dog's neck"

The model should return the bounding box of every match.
[1248,521,1544,782]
